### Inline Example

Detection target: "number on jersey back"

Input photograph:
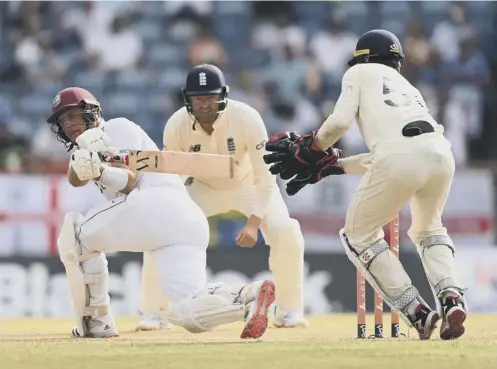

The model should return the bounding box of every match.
[383,77,426,110]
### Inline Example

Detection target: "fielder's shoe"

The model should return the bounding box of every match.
[240,280,275,339]
[439,295,467,340]
[409,304,440,340]
[136,313,172,331]
[273,312,309,328]
[72,315,119,338]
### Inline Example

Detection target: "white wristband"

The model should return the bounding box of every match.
[98,166,128,192]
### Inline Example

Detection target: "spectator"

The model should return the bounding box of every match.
[0,0,495,171]
[164,0,213,22]
[430,3,475,63]
[252,13,306,61]
[309,12,358,82]
[91,16,144,72]
[260,82,320,135]
[261,43,311,102]
[442,36,490,167]
[28,123,69,174]
[0,104,29,173]
[402,18,436,82]
[187,18,228,68]
[14,30,43,80]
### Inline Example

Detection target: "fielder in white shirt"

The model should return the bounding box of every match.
[137,64,308,331]
[48,86,275,339]
[264,30,467,341]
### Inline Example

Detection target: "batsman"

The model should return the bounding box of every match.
[48,87,276,339]
[263,29,467,340]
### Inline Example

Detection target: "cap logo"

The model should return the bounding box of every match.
[390,44,400,53]
[353,49,370,57]
[52,94,61,108]
[199,72,207,86]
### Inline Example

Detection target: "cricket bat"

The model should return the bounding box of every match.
[99,150,234,178]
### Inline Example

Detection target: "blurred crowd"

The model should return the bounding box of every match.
[0,1,496,174]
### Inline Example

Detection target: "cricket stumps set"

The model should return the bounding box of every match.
[357,215,401,339]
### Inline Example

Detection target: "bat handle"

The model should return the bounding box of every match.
[98,152,129,165]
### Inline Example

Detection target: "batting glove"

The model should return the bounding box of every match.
[71,149,102,181]
[76,127,113,153]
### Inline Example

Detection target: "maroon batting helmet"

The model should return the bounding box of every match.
[47,87,100,123]
[47,87,102,150]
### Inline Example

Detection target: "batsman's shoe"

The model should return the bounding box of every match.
[240,280,275,339]
[410,304,440,340]
[136,313,172,331]
[72,315,119,338]
[273,312,309,328]
[440,295,467,340]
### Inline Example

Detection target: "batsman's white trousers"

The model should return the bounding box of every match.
[141,182,305,316]
[79,185,209,303]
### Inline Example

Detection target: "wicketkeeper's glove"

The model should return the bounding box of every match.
[264,129,334,168]
[263,130,345,195]
[263,131,304,180]
[285,155,346,196]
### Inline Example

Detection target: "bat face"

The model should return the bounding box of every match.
[129,150,158,172]
[118,150,234,178]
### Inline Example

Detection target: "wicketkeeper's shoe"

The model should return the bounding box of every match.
[240,280,275,339]
[409,304,440,340]
[439,295,467,340]
[72,315,119,338]
[273,312,309,328]
[136,313,172,331]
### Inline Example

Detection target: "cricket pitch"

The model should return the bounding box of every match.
[1,314,496,369]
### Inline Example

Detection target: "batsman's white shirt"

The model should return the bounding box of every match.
[163,99,277,219]
[77,117,209,302]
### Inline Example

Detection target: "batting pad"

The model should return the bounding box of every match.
[57,212,109,337]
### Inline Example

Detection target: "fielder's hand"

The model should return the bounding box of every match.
[71,149,102,181]
[76,127,116,154]
[263,131,305,180]
[264,130,334,169]
[285,156,346,196]
[236,222,259,248]
[263,130,345,196]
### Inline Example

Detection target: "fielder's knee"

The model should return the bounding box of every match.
[414,234,465,298]
[407,226,450,248]
[416,234,455,255]
[339,229,428,327]
[343,221,384,250]
[264,218,304,251]
[266,219,305,315]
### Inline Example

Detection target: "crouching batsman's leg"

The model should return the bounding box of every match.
[57,208,275,339]
[57,211,117,338]
[166,280,275,338]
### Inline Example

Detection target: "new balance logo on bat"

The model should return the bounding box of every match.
[189,144,201,152]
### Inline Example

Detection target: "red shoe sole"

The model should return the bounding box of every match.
[240,280,275,339]
[441,309,467,340]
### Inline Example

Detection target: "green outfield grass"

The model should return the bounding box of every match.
[1,314,496,369]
